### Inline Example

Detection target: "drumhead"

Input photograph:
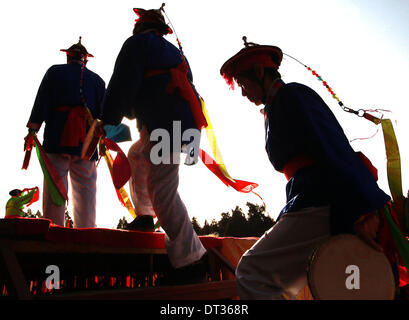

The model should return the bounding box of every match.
[308,234,395,300]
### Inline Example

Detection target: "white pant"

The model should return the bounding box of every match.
[128,129,206,268]
[43,153,97,228]
[236,206,330,300]
[127,129,156,217]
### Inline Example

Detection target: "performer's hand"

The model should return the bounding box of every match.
[95,119,106,137]
[24,128,38,151]
[354,212,383,252]
[24,132,32,151]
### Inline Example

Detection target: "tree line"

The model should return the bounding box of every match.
[23,208,74,228]
[22,202,276,237]
[117,202,275,237]
[191,202,275,237]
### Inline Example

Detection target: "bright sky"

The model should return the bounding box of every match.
[1,0,408,228]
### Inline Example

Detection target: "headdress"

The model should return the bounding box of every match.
[9,189,22,197]
[220,36,283,89]
[133,4,173,35]
[60,37,94,58]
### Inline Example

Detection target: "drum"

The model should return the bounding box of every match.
[307,234,396,300]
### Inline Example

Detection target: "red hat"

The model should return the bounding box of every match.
[133,5,173,35]
[60,37,94,58]
[220,36,283,89]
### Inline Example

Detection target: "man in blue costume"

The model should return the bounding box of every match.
[100,6,207,284]
[220,38,390,299]
[26,38,106,228]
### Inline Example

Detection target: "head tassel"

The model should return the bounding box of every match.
[242,36,258,48]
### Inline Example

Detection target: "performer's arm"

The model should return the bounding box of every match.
[353,211,382,251]
[94,77,106,120]
[15,188,38,208]
[27,68,54,130]
[101,36,146,125]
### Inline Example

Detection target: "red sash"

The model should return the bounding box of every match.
[145,61,208,129]
[282,154,316,180]
[57,105,89,147]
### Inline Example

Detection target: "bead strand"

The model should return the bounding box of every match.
[306,66,343,107]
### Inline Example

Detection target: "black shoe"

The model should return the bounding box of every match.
[155,253,208,286]
[125,215,155,232]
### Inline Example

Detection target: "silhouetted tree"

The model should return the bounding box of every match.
[117,216,129,230]
[210,218,218,234]
[192,217,202,235]
[246,202,274,236]
[201,219,212,235]
[225,206,249,237]
[21,208,74,228]
[22,208,42,218]
[191,202,275,237]
[116,202,275,236]
[216,211,231,236]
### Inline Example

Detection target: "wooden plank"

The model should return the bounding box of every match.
[0,224,238,300]
[38,280,238,300]
[10,240,167,255]
[0,219,17,237]
[208,248,236,275]
[0,240,32,300]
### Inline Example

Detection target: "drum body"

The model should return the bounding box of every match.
[307,234,395,300]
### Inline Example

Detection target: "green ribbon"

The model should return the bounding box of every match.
[35,141,65,206]
[383,205,409,271]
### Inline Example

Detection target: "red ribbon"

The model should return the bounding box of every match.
[57,106,88,147]
[22,134,68,202]
[21,187,40,207]
[199,149,258,193]
[103,138,131,190]
[282,154,316,181]
[22,135,34,170]
[145,61,208,130]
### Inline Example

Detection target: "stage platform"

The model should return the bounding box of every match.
[0,218,257,300]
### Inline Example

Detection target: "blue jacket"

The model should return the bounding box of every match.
[264,80,390,234]
[28,63,106,158]
[100,32,198,150]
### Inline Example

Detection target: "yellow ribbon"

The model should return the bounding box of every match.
[365,114,405,219]
[200,98,266,206]
[381,119,404,202]
[380,119,405,221]
[200,98,235,183]
[84,106,136,219]
[99,138,136,219]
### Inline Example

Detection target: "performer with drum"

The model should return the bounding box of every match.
[220,38,395,299]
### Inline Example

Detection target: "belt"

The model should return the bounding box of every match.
[282,154,316,180]
[145,61,207,130]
